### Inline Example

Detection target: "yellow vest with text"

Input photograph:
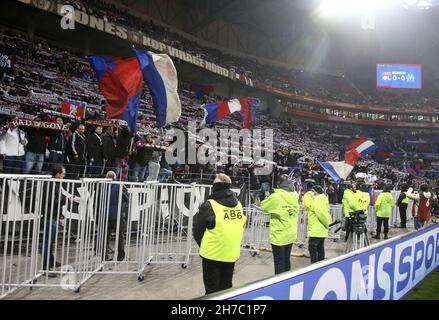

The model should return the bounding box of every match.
[199,199,246,263]
[354,190,370,214]
[261,189,300,246]
[307,194,333,238]
[375,192,395,218]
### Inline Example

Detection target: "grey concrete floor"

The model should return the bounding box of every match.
[2,226,412,300]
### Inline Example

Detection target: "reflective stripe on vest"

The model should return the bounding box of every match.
[402,192,409,204]
[199,199,247,263]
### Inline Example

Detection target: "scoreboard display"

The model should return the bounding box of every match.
[376,64,422,89]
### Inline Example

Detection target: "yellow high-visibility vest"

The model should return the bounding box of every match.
[199,199,246,263]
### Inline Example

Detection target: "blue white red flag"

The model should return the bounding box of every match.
[88,56,143,132]
[202,97,259,129]
[134,50,181,128]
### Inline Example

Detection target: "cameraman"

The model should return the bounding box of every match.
[372,185,394,240]
[355,181,370,215]
[307,185,332,264]
[342,181,357,218]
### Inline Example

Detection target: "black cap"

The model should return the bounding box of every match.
[312,185,324,194]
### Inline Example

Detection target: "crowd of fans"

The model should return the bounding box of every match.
[61,0,439,109]
[0,25,437,196]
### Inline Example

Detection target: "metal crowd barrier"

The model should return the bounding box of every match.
[0,174,210,298]
[240,204,344,255]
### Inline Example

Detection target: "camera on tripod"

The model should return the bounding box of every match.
[329,210,370,252]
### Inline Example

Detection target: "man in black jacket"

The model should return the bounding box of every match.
[21,118,51,174]
[102,126,116,174]
[40,165,70,276]
[86,126,104,177]
[397,184,409,228]
[47,118,67,170]
[68,124,86,180]
[193,173,246,295]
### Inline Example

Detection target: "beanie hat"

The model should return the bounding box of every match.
[213,173,232,185]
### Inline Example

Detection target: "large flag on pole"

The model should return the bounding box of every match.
[88,56,143,132]
[318,137,377,183]
[202,97,259,129]
[134,50,181,128]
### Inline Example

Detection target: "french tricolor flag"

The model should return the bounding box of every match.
[318,138,377,183]
[348,136,377,158]
[202,97,258,129]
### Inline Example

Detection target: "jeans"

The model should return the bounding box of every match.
[309,237,325,264]
[260,182,271,201]
[42,219,58,270]
[2,155,24,174]
[159,167,173,182]
[271,243,293,274]
[147,161,160,181]
[202,257,235,295]
[132,163,147,182]
[24,152,45,174]
[414,217,425,230]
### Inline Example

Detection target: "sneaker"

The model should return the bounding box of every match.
[384,234,388,240]
[372,235,380,240]
[55,261,62,268]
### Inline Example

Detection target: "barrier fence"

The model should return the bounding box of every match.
[0,174,411,298]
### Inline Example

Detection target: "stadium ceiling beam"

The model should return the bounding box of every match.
[187,0,239,35]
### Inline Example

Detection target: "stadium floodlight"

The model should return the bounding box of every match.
[317,0,402,17]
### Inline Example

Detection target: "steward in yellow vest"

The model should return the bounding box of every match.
[372,186,395,240]
[193,174,246,295]
[307,185,332,264]
[396,184,409,228]
[342,183,358,218]
[261,175,300,275]
[354,183,370,215]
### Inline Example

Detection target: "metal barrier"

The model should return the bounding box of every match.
[0,174,210,297]
[240,204,344,255]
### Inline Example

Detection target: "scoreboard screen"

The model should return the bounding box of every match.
[376,64,422,89]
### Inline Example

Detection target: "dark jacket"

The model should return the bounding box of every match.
[20,127,48,154]
[193,183,239,247]
[397,192,408,207]
[86,133,103,161]
[40,180,67,219]
[108,183,129,220]
[327,185,338,205]
[48,132,67,152]
[102,133,116,161]
[114,132,131,159]
[69,130,86,160]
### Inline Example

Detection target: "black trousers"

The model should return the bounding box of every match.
[202,257,235,295]
[376,217,389,236]
[398,204,408,227]
[106,219,125,261]
[68,158,85,180]
[309,237,325,264]
[271,243,293,275]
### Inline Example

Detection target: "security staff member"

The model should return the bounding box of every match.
[261,174,300,275]
[373,185,395,240]
[307,185,332,263]
[342,181,357,218]
[193,174,246,295]
[302,183,314,214]
[355,182,370,215]
[397,184,409,228]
